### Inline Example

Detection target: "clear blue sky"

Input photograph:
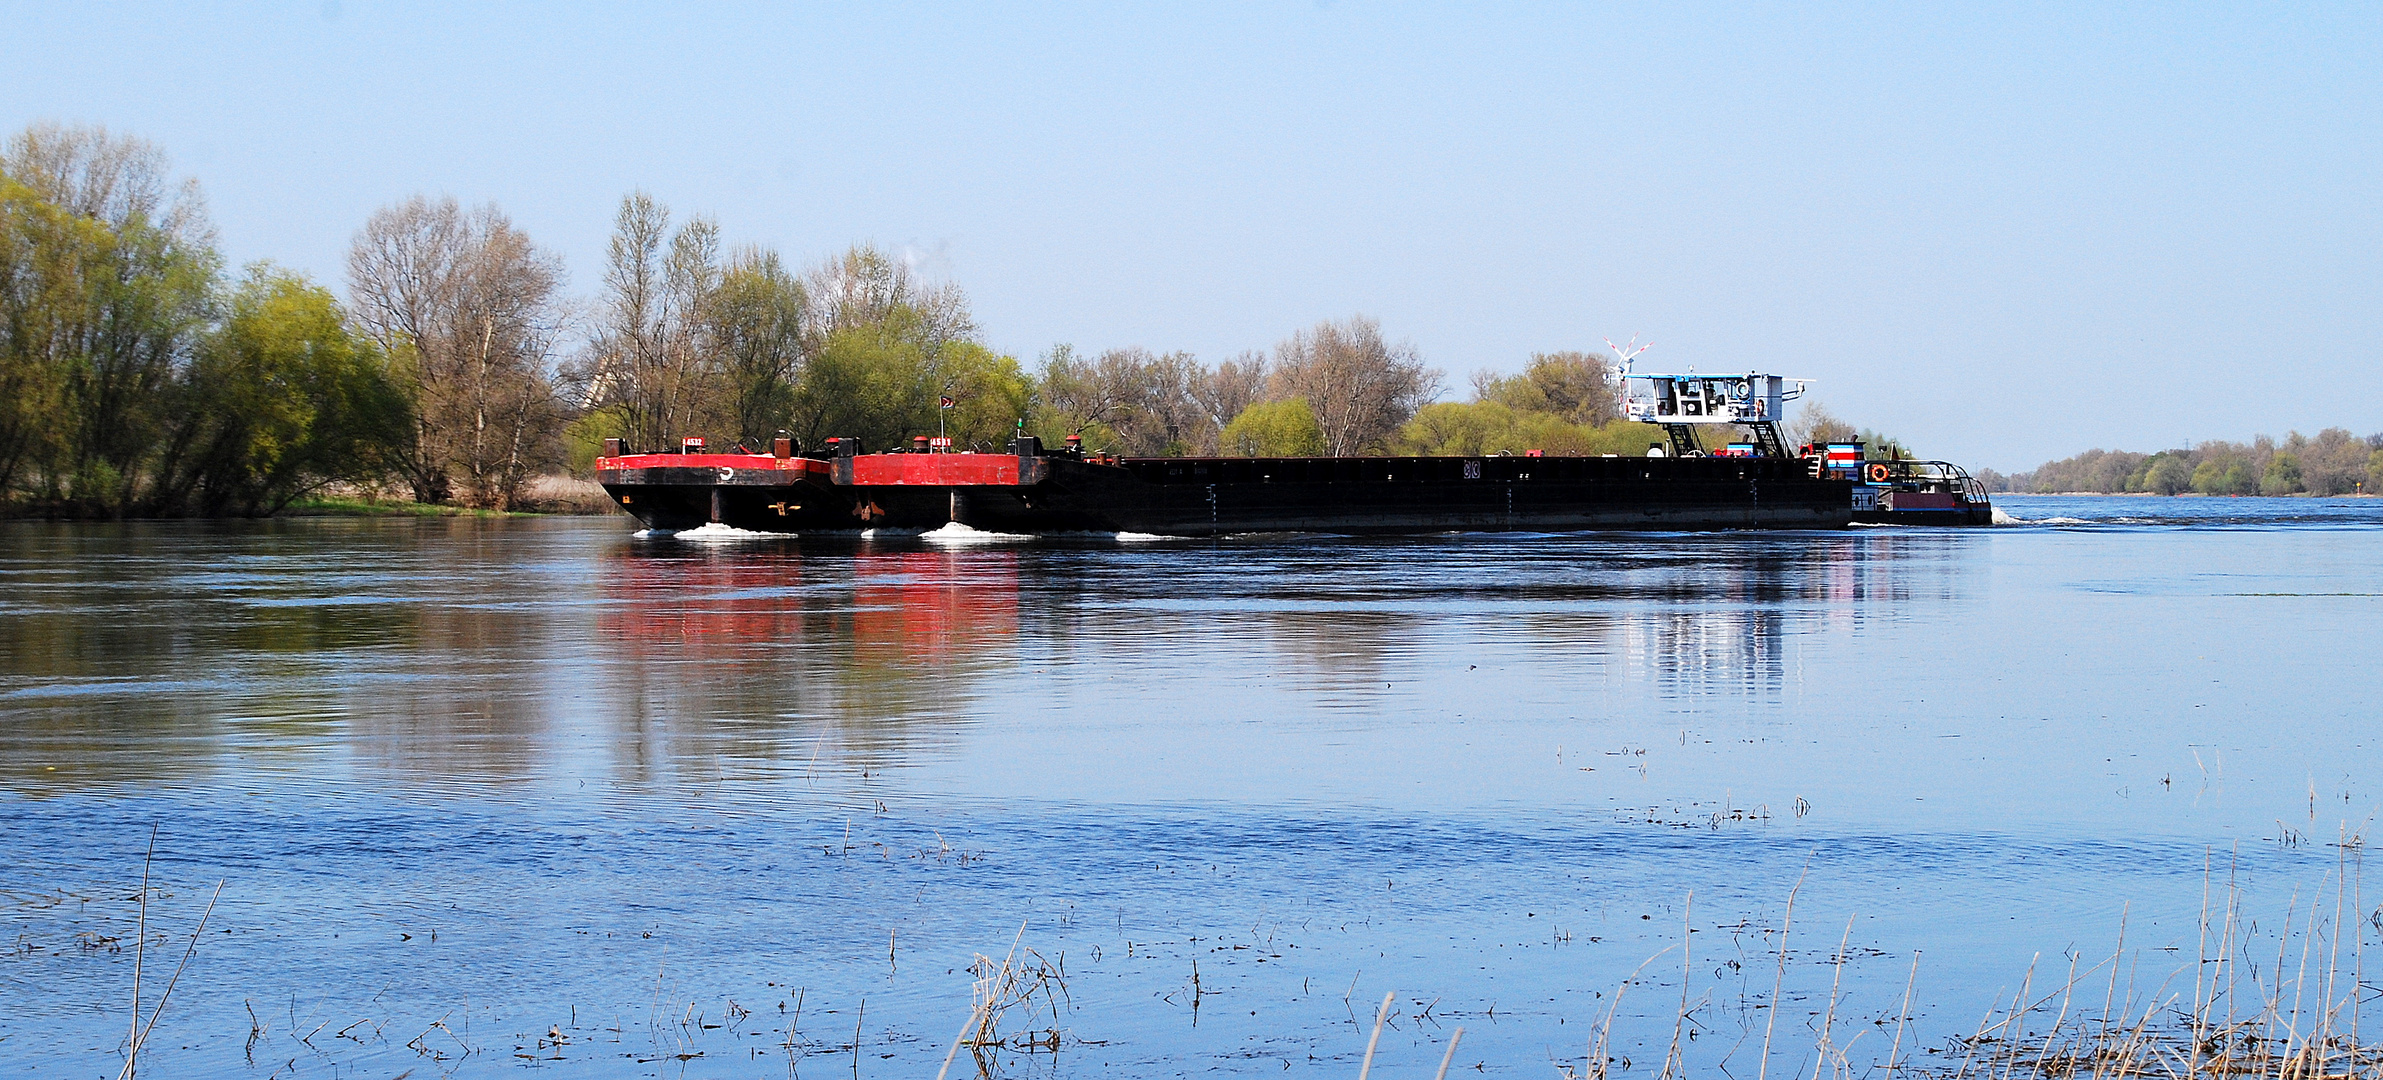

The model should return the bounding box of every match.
[6,2,2377,469]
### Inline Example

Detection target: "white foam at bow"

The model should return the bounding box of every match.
[674,522,785,541]
[921,522,1033,543]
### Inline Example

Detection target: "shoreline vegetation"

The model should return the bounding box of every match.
[1986,432,2383,498]
[11,121,2373,522]
[0,122,1903,524]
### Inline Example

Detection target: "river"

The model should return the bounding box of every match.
[3,496,2378,1078]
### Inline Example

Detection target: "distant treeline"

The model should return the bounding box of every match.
[1993,430,2383,495]
[12,122,1774,519]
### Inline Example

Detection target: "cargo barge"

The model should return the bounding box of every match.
[595,369,1992,535]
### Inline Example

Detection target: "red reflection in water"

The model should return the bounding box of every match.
[594,548,1020,664]
[599,549,808,647]
[850,550,1019,663]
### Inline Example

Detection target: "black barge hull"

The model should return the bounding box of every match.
[598,450,1853,534]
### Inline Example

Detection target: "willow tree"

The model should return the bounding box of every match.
[157,265,409,515]
[0,123,217,510]
[784,243,989,449]
[707,248,805,447]
[1472,351,1619,426]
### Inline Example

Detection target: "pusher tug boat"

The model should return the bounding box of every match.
[595,369,1991,535]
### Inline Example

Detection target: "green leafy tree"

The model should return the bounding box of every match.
[2141,453,2193,495]
[936,341,1031,451]
[1220,398,1326,456]
[1473,351,1619,426]
[2191,455,2256,495]
[0,124,217,511]
[788,312,935,450]
[2260,452,2303,496]
[1397,400,1523,456]
[779,243,980,450]
[1396,400,1662,456]
[158,265,407,514]
[707,249,805,447]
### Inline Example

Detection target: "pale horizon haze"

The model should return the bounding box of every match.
[5,2,2377,472]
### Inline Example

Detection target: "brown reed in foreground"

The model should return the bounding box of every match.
[1560,849,2377,1080]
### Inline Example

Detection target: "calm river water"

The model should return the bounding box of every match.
[3,496,2379,1078]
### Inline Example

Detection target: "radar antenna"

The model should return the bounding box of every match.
[1603,334,1652,382]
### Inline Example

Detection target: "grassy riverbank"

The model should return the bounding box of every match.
[1,475,621,520]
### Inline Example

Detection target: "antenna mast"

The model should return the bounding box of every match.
[1604,334,1652,382]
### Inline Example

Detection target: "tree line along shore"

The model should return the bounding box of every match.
[16,122,1847,521]
[18,122,2366,522]
[1984,430,2383,496]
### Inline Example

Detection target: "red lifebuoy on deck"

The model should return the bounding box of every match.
[1865,462,1891,483]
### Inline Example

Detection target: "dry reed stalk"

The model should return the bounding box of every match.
[1760,865,1809,1080]
[1813,916,1857,1080]
[1358,990,1394,1080]
[962,922,1070,1058]
[1436,1027,1465,1080]
[2322,848,2347,1080]
[2226,851,2244,1044]
[1593,945,1680,1080]
[2198,849,2217,1080]
[933,1003,986,1080]
[1993,954,2039,1080]
[2271,885,2300,1069]
[1664,891,1693,1080]
[2288,877,2324,1074]
[2351,843,2363,1077]
[1885,950,1920,1080]
[2025,952,2080,1080]
[2100,905,2129,1059]
[1775,860,2383,1080]
[119,879,222,1080]
[123,827,154,1079]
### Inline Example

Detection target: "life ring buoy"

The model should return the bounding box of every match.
[1864,462,1891,483]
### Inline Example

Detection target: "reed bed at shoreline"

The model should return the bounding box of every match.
[1543,853,2381,1080]
[65,830,2383,1080]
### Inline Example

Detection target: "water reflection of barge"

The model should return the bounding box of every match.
[595,369,1992,534]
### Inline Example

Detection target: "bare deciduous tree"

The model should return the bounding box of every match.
[347,195,565,507]
[1190,352,1268,447]
[1119,350,1210,455]
[1036,346,1215,454]
[579,192,729,454]
[1785,402,1858,448]
[1034,345,1140,442]
[1267,316,1440,456]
